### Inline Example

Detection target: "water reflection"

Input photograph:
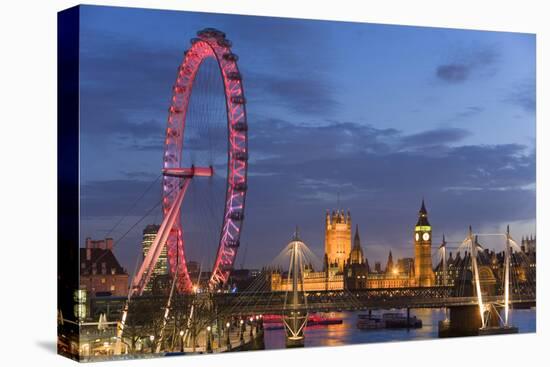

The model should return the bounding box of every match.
[263,308,535,350]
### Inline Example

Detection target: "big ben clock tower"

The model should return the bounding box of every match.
[414,199,435,286]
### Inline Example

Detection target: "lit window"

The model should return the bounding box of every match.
[101,278,106,284]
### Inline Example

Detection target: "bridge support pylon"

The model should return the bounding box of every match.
[282,229,308,348]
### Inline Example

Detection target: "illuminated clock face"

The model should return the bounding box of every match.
[415,233,420,241]
[423,232,430,241]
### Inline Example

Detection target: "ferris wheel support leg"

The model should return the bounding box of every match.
[114,302,129,355]
[115,179,190,355]
[155,267,179,354]
[131,178,191,297]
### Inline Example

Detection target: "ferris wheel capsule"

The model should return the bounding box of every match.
[223,53,239,62]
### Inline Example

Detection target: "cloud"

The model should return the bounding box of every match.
[435,45,499,83]
[245,120,533,199]
[247,119,399,166]
[78,20,340,158]
[218,15,334,69]
[250,73,339,115]
[78,30,179,154]
[436,64,469,82]
[400,127,471,148]
[451,106,484,121]
[506,79,536,113]
[210,17,341,117]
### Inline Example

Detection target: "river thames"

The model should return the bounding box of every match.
[263,308,536,349]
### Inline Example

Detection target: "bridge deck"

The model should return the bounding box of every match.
[214,286,536,314]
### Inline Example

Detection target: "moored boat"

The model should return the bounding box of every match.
[357,314,384,329]
[357,312,422,330]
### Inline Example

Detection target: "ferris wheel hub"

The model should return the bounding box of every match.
[163,166,214,178]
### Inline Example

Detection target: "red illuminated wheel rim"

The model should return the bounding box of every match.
[163,28,248,293]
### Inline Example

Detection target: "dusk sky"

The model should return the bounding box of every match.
[79,5,535,274]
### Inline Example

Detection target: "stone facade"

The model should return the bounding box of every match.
[324,210,351,272]
[270,269,344,291]
[79,238,129,297]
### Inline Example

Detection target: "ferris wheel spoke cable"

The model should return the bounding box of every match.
[197,181,219,269]
[92,178,186,272]
[103,173,162,239]
[187,187,207,272]
[189,182,217,271]
[196,183,219,269]
[204,59,217,164]
[181,163,224,276]
[181,60,228,275]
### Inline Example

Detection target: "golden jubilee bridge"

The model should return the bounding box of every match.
[193,227,535,321]
[210,286,535,315]
[213,226,535,316]
[95,282,535,323]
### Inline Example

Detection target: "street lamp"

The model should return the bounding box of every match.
[239,319,244,343]
[258,314,264,331]
[206,326,212,353]
[179,330,184,353]
[149,335,155,354]
[226,322,231,350]
[216,319,222,349]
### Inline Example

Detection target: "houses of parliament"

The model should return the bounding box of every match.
[270,200,436,291]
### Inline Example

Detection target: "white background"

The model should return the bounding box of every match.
[0,0,547,366]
